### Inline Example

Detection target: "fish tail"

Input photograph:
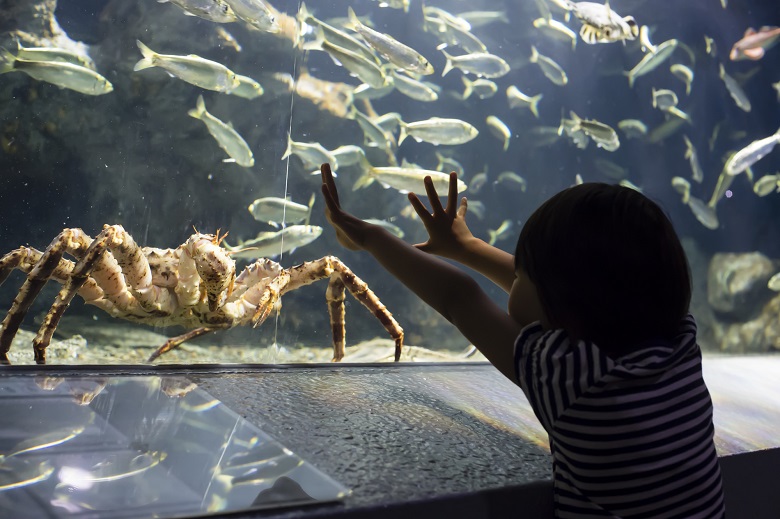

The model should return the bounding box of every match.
[187,95,206,120]
[305,193,315,225]
[352,169,375,191]
[281,132,293,160]
[624,70,635,88]
[133,40,156,71]
[0,48,16,74]
[460,76,473,100]
[440,49,454,77]
[487,229,498,246]
[398,121,409,145]
[301,26,325,52]
[530,46,539,63]
[529,94,543,119]
[345,6,360,31]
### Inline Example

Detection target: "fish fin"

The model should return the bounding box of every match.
[157,0,170,3]
[487,229,497,246]
[281,132,293,160]
[440,49,454,77]
[133,40,156,71]
[624,70,635,88]
[744,47,765,60]
[530,46,539,63]
[397,121,409,145]
[0,48,16,74]
[744,27,756,36]
[184,11,197,16]
[352,169,375,190]
[187,94,206,119]
[305,193,315,225]
[345,7,361,31]
[223,158,236,163]
[530,94,542,119]
[460,76,473,100]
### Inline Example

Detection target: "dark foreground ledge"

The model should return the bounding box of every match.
[1,359,779,518]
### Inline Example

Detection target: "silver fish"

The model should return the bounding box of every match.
[461,76,498,99]
[159,0,237,23]
[496,171,527,191]
[594,158,627,180]
[440,49,510,79]
[390,69,438,102]
[719,63,751,112]
[353,80,394,100]
[134,40,239,92]
[188,95,254,167]
[456,10,508,29]
[617,119,647,139]
[298,4,378,64]
[725,127,780,176]
[349,107,393,149]
[364,219,405,238]
[652,88,678,110]
[422,6,470,32]
[223,0,279,33]
[434,152,465,176]
[281,134,338,170]
[330,145,366,167]
[469,171,488,193]
[320,39,387,88]
[226,225,323,259]
[398,117,479,146]
[533,17,577,50]
[564,111,619,151]
[15,41,96,70]
[466,200,486,220]
[229,74,264,99]
[648,117,686,143]
[248,194,314,227]
[753,174,780,197]
[530,46,568,86]
[671,176,691,203]
[625,39,678,88]
[487,219,513,246]
[373,112,403,134]
[486,116,511,151]
[0,50,112,95]
[506,85,543,118]
[347,8,433,75]
[354,166,467,194]
[683,135,704,183]
[216,27,242,52]
[670,64,693,95]
[687,196,718,230]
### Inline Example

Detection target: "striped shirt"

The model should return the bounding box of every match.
[514,315,725,518]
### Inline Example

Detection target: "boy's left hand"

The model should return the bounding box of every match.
[320,163,374,251]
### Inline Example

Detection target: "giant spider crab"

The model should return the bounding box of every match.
[0,225,403,364]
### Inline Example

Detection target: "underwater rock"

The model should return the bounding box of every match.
[712,293,780,353]
[707,252,777,320]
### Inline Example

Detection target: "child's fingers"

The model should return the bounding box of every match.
[424,176,445,216]
[320,163,340,206]
[446,172,458,215]
[321,184,342,220]
[457,197,468,218]
[408,193,434,225]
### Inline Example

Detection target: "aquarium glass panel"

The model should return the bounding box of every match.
[0,0,778,365]
[0,375,349,518]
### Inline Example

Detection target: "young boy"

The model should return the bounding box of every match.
[320,164,725,518]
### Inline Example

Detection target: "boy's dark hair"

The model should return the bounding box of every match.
[515,183,691,355]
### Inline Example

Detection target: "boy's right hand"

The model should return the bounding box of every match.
[408,172,476,259]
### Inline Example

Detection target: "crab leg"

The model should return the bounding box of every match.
[325,276,347,361]
[147,327,213,363]
[32,228,113,364]
[0,231,76,364]
[284,256,404,361]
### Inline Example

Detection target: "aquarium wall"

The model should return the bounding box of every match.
[0,0,778,365]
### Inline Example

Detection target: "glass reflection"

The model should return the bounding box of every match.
[0,375,348,518]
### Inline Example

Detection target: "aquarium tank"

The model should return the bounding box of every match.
[0,0,778,365]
